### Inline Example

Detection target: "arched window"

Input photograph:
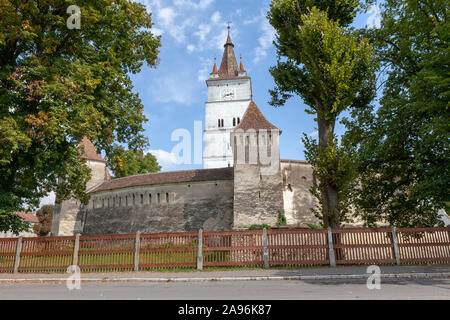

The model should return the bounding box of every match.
[233,118,236,126]
[237,117,240,124]
[221,119,224,127]
[218,119,221,127]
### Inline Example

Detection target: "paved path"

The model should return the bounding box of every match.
[0,278,449,300]
[1,265,449,281]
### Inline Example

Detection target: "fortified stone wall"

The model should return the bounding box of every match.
[81,180,234,235]
[51,159,107,236]
[281,160,320,226]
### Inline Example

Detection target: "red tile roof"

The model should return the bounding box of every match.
[89,167,234,193]
[79,137,106,162]
[235,101,280,132]
[210,61,218,74]
[16,211,39,223]
[218,33,239,78]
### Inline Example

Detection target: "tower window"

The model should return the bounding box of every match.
[149,194,152,205]
[237,117,240,124]
[157,193,160,204]
[221,119,224,127]
[233,118,236,126]
[218,119,221,127]
[141,194,144,204]
[166,193,169,203]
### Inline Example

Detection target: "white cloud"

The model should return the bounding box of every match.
[198,57,213,81]
[173,0,214,10]
[211,11,221,24]
[194,23,212,42]
[309,131,318,137]
[187,44,196,53]
[253,15,276,64]
[39,192,55,208]
[147,149,179,170]
[152,27,164,36]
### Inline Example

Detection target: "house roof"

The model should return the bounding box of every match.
[235,101,280,132]
[79,137,106,162]
[16,211,39,223]
[89,167,234,193]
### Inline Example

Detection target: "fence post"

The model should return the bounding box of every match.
[134,231,141,272]
[13,236,23,274]
[391,227,401,266]
[197,229,203,270]
[262,228,269,268]
[72,234,80,266]
[327,228,336,267]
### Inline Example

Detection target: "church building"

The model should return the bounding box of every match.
[51,30,319,236]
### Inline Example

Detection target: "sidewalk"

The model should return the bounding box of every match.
[1,265,449,283]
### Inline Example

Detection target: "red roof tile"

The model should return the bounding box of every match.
[79,137,106,162]
[235,101,280,132]
[89,167,234,193]
[16,211,39,223]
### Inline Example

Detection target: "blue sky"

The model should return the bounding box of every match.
[39,0,381,206]
[131,0,379,171]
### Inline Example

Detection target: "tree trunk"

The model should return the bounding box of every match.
[317,104,340,229]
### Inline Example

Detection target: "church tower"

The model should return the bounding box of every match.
[203,27,253,168]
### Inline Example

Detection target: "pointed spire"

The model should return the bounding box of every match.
[218,23,238,78]
[238,54,246,73]
[210,57,218,75]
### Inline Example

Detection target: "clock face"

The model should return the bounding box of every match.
[221,88,235,100]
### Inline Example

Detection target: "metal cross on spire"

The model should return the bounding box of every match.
[227,21,232,34]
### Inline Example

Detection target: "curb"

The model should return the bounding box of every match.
[1,272,449,284]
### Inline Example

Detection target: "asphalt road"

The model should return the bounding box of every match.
[0,278,449,300]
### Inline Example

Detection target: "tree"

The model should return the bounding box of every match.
[343,0,449,227]
[107,147,161,178]
[268,0,376,227]
[33,205,54,236]
[0,0,161,233]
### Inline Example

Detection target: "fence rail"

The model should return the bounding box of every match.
[0,227,448,273]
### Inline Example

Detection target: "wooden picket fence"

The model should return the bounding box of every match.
[0,227,448,273]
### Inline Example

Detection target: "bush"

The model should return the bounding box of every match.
[33,205,54,236]
[248,224,271,230]
[277,210,287,227]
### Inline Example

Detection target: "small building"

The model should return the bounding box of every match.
[0,212,39,238]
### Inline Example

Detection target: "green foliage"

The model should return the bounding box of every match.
[0,0,161,232]
[33,205,54,236]
[277,210,287,226]
[303,133,357,225]
[107,147,161,179]
[248,224,272,230]
[0,208,30,235]
[343,0,449,227]
[268,1,376,227]
[306,223,323,229]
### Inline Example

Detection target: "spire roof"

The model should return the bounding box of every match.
[235,101,280,132]
[79,137,106,162]
[217,26,239,78]
[210,58,218,75]
[239,55,246,73]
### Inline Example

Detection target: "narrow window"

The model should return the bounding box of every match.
[233,118,236,126]
[126,196,128,206]
[157,193,160,204]
[221,119,224,127]
[133,194,135,205]
[149,194,152,205]
[218,119,221,127]
[237,117,240,124]
[141,194,144,205]
[166,193,169,203]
